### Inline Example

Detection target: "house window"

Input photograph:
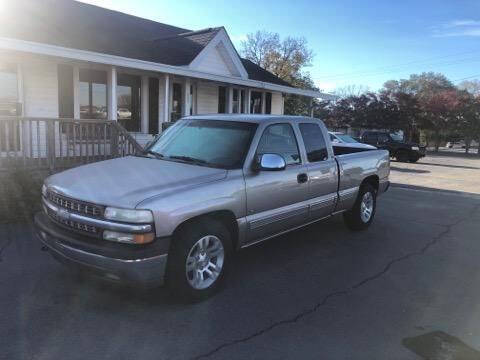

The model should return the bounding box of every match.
[0,63,19,116]
[232,89,239,113]
[79,69,107,119]
[218,86,226,113]
[240,90,246,113]
[117,73,141,132]
[265,92,272,114]
[172,83,182,121]
[250,91,262,114]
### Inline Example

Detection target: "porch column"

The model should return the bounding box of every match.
[309,97,314,117]
[164,74,171,122]
[107,66,117,121]
[245,89,251,114]
[227,86,233,113]
[141,75,149,133]
[281,94,285,115]
[16,63,24,117]
[261,92,266,114]
[183,77,191,117]
[73,65,80,119]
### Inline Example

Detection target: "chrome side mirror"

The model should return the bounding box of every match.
[254,153,286,171]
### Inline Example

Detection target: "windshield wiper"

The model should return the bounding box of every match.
[144,150,164,159]
[168,155,208,165]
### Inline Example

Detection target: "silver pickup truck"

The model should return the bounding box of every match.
[35,115,390,300]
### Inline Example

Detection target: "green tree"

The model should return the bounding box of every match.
[241,30,317,115]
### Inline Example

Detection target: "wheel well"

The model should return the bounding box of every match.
[172,211,239,250]
[361,175,379,192]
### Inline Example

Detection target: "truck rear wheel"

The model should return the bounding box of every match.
[343,183,377,231]
[166,218,232,302]
[395,150,409,162]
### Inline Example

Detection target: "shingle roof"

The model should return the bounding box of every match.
[1,0,294,87]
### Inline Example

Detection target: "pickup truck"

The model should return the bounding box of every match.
[35,115,390,301]
[361,131,426,162]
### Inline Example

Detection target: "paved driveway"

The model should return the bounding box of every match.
[2,154,480,360]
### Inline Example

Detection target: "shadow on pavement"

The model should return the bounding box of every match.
[390,166,430,174]
[403,331,480,360]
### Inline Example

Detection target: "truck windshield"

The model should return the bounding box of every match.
[389,133,403,141]
[146,120,258,169]
[336,134,358,143]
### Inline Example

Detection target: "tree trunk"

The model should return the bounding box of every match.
[434,130,440,152]
[465,137,471,154]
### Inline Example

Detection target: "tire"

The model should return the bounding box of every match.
[343,183,377,231]
[395,150,409,162]
[166,218,232,302]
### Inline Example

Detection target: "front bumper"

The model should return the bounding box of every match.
[34,212,169,287]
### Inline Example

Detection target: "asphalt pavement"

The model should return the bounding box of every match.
[2,183,480,360]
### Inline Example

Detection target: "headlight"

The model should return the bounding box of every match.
[103,230,155,244]
[41,184,48,197]
[104,207,154,223]
[411,146,419,151]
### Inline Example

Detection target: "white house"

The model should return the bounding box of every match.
[0,0,332,167]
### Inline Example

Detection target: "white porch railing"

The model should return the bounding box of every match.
[0,116,144,171]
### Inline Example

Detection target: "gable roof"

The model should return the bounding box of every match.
[0,0,296,88]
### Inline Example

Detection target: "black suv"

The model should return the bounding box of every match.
[361,131,426,162]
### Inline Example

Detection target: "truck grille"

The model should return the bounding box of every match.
[46,206,100,236]
[47,191,103,218]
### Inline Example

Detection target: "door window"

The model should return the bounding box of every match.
[257,123,300,165]
[299,123,328,162]
[0,63,19,116]
[378,133,390,143]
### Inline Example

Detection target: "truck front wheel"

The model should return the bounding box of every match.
[343,184,377,231]
[166,218,232,302]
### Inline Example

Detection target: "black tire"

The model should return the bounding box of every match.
[166,218,232,302]
[343,183,377,231]
[395,150,409,162]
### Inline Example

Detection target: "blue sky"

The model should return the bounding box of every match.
[81,0,480,92]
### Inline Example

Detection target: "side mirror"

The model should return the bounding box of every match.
[253,153,286,171]
[332,138,340,143]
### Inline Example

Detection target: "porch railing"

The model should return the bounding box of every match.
[0,116,144,171]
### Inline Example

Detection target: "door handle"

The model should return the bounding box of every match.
[297,173,308,184]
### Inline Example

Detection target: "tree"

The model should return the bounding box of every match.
[383,72,455,98]
[458,80,480,96]
[241,30,316,115]
[418,90,460,151]
[333,84,370,98]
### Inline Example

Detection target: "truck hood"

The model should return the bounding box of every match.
[45,156,227,208]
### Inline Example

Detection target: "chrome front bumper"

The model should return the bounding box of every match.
[34,213,169,287]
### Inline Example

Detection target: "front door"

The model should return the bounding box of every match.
[117,74,141,132]
[245,123,309,243]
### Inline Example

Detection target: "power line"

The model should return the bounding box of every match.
[314,49,480,81]
[453,74,480,83]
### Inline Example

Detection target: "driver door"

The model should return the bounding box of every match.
[244,123,309,244]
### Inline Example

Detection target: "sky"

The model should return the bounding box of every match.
[79,0,480,93]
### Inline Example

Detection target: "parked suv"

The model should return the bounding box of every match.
[361,131,426,162]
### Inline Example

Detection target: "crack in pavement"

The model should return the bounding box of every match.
[192,203,480,360]
[0,225,13,262]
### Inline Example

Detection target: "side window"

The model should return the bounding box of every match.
[257,124,301,165]
[299,123,328,162]
[378,133,389,143]
[364,132,377,143]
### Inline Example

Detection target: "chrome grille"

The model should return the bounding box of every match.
[47,191,103,218]
[46,207,100,235]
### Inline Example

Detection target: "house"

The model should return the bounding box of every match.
[0,0,332,169]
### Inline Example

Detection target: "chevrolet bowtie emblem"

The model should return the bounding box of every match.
[56,208,70,221]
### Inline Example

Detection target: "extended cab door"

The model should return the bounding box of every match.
[297,122,338,219]
[244,123,309,243]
